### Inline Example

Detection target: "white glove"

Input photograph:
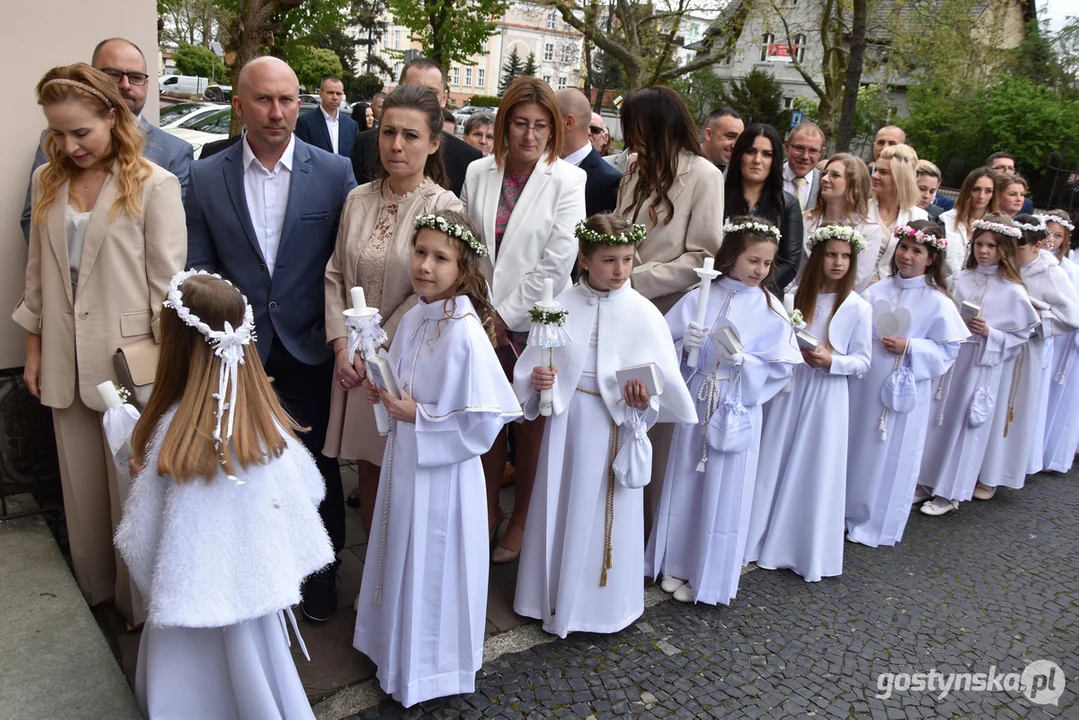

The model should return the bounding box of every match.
[683,322,708,350]
[716,344,744,367]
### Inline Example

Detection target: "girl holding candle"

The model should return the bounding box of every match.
[915,215,1038,515]
[512,215,697,638]
[845,221,966,546]
[1040,211,1079,472]
[352,210,521,707]
[646,217,801,606]
[745,224,873,581]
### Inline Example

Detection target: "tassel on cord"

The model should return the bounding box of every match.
[696,374,721,473]
[600,420,618,587]
[372,420,396,605]
[1004,348,1025,438]
[879,354,903,440]
[935,367,955,426]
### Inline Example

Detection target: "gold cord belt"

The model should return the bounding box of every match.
[1004,346,1025,438]
[576,386,619,587]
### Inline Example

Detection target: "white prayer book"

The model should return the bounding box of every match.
[960,301,981,323]
[616,363,663,397]
[712,325,745,355]
[795,329,821,351]
[367,355,401,399]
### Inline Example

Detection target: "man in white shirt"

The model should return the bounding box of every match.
[557,88,621,215]
[783,121,825,211]
[294,75,359,160]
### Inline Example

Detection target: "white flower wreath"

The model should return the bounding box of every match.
[1037,214,1075,232]
[722,219,783,242]
[806,224,868,254]
[413,214,488,257]
[1012,217,1047,233]
[971,219,1022,240]
[574,220,647,246]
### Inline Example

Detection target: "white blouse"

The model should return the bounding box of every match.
[65,205,91,290]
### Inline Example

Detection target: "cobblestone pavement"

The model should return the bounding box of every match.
[344,470,1078,719]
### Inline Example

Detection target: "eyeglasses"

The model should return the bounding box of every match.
[510,119,550,136]
[589,125,605,135]
[789,143,822,156]
[100,68,149,86]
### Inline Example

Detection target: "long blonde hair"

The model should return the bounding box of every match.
[131,275,303,482]
[32,63,150,225]
[876,144,920,212]
[807,153,871,225]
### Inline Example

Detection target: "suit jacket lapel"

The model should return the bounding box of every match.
[222,143,265,262]
[482,161,503,258]
[74,164,121,298]
[660,152,692,215]
[47,182,73,306]
[277,141,312,257]
[315,113,333,152]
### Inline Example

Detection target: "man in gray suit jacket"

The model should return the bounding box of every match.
[20,37,193,241]
[185,57,356,623]
[783,122,825,211]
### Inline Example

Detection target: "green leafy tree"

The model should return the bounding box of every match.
[499,47,523,95]
[173,43,228,78]
[671,68,727,127]
[289,45,345,89]
[348,73,385,100]
[352,0,392,76]
[387,0,510,70]
[718,68,791,129]
[522,52,537,77]
[158,0,226,46]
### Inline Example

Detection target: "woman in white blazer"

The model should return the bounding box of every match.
[940,167,998,280]
[870,144,928,281]
[461,76,587,563]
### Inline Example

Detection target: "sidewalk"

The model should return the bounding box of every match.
[0,513,141,720]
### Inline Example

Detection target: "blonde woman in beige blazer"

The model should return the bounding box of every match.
[615,89,725,314]
[14,65,186,624]
[460,77,587,563]
[323,84,461,535]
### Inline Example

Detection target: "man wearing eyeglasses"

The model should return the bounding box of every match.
[588,112,607,154]
[783,122,825,211]
[20,37,194,241]
[556,88,621,215]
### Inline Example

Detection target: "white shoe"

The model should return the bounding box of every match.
[920,497,958,516]
[911,485,932,504]
[973,483,996,501]
[845,532,860,544]
[672,583,695,603]
[660,575,687,594]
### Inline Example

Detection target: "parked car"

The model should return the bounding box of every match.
[203,84,232,102]
[299,93,353,116]
[453,105,496,127]
[164,106,231,158]
[159,75,210,96]
[158,101,219,129]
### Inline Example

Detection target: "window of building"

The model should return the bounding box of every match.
[760,33,774,62]
[393,62,402,79]
[689,23,699,39]
[477,68,485,88]
[451,66,460,85]
[794,34,806,62]
[544,42,554,61]
[547,11,557,29]
[542,73,552,85]
[561,44,572,63]
[557,76,567,89]
[464,67,473,86]
[394,30,402,50]
[783,97,793,110]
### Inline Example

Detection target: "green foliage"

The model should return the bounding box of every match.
[468,95,502,107]
[670,69,727,127]
[717,69,791,129]
[387,0,510,70]
[522,52,537,77]
[499,47,523,96]
[795,85,893,141]
[288,45,345,89]
[172,43,227,79]
[353,0,391,76]
[348,74,385,100]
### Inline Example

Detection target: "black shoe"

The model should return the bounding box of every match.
[301,567,338,622]
[346,487,360,508]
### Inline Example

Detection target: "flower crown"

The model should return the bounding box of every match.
[971,219,1022,240]
[574,220,646,246]
[163,270,257,482]
[1037,214,1075,232]
[1013,217,1047,234]
[413,214,488,257]
[893,224,947,251]
[722,219,782,241]
[807,225,868,254]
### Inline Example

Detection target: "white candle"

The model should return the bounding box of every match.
[783,293,795,316]
[350,286,366,310]
[541,278,553,305]
[687,256,721,368]
[97,381,123,410]
[702,257,714,273]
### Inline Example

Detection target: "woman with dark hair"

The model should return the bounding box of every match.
[354,101,375,130]
[616,86,725,313]
[723,123,803,293]
[324,84,462,542]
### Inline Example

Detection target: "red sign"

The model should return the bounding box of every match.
[767,43,796,61]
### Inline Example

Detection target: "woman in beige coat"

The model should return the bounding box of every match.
[15,64,186,624]
[324,84,462,534]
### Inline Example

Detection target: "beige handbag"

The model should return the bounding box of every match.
[113,338,160,411]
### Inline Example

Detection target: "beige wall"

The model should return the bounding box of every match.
[0,2,159,370]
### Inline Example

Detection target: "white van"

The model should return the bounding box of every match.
[159,75,209,96]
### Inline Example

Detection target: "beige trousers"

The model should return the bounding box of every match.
[52,391,145,625]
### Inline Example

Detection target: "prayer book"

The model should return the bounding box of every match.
[367,355,401,399]
[616,363,663,397]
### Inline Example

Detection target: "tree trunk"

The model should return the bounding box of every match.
[836,0,867,153]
